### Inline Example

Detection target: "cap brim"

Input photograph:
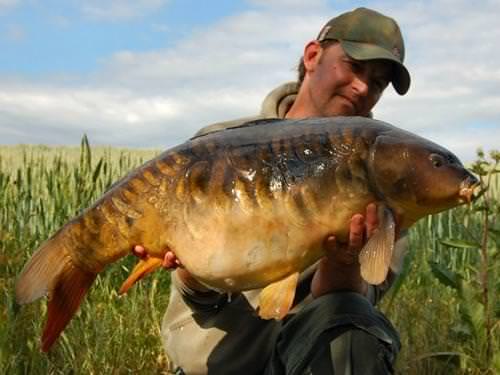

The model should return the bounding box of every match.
[340,40,411,95]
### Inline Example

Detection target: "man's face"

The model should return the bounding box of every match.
[304,42,392,117]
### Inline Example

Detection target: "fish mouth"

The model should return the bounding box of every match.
[458,175,481,204]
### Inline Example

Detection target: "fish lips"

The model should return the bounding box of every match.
[458,174,481,204]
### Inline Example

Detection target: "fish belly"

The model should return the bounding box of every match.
[170,190,374,292]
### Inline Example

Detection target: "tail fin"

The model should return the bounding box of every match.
[16,238,97,352]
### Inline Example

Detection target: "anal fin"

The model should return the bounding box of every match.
[258,272,299,320]
[359,206,396,285]
[119,257,163,294]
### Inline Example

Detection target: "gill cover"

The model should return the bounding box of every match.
[370,132,476,224]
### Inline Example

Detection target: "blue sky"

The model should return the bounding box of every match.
[0,0,247,74]
[1,0,499,162]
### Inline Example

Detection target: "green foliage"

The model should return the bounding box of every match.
[1,142,498,374]
[0,142,172,374]
[384,149,500,374]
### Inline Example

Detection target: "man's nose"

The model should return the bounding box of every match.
[352,75,369,97]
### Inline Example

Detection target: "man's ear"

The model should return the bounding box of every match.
[303,40,322,73]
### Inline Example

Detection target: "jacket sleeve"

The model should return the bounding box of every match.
[161,271,281,375]
[193,115,263,137]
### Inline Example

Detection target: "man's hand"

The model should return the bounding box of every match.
[132,245,181,269]
[311,203,379,298]
[132,246,210,292]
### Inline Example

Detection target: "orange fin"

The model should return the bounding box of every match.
[119,257,163,295]
[359,206,395,285]
[16,236,98,352]
[258,272,299,320]
[42,264,96,352]
[16,237,68,304]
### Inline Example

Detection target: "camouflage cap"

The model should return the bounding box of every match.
[317,7,410,95]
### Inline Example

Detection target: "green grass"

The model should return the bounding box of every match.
[383,152,500,374]
[0,140,171,374]
[1,141,498,374]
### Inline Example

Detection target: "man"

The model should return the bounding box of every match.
[135,7,410,374]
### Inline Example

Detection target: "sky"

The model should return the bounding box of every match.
[0,0,499,163]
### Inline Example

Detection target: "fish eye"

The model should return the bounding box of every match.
[430,153,446,168]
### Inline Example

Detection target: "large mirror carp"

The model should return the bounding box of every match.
[15,117,478,351]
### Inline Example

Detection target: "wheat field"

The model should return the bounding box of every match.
[1,140,498,374]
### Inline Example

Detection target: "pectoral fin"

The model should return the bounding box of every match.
[258,272,299,320]
[119,257,163,294]
[390,234,409,274]
[359,206,396,285]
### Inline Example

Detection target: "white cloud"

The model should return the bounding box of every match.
[96,9,329,93]
[151,23,170,33]
[0,0,499,164]
[0,0,19,11]
[364,0,500,161]
[49,14,72,29]
[80,0,169,22]
[101,0,500,162]
[0,83,184,146]
[4,24,25,42]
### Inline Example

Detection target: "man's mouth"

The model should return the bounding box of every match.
[340,95,358,113]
